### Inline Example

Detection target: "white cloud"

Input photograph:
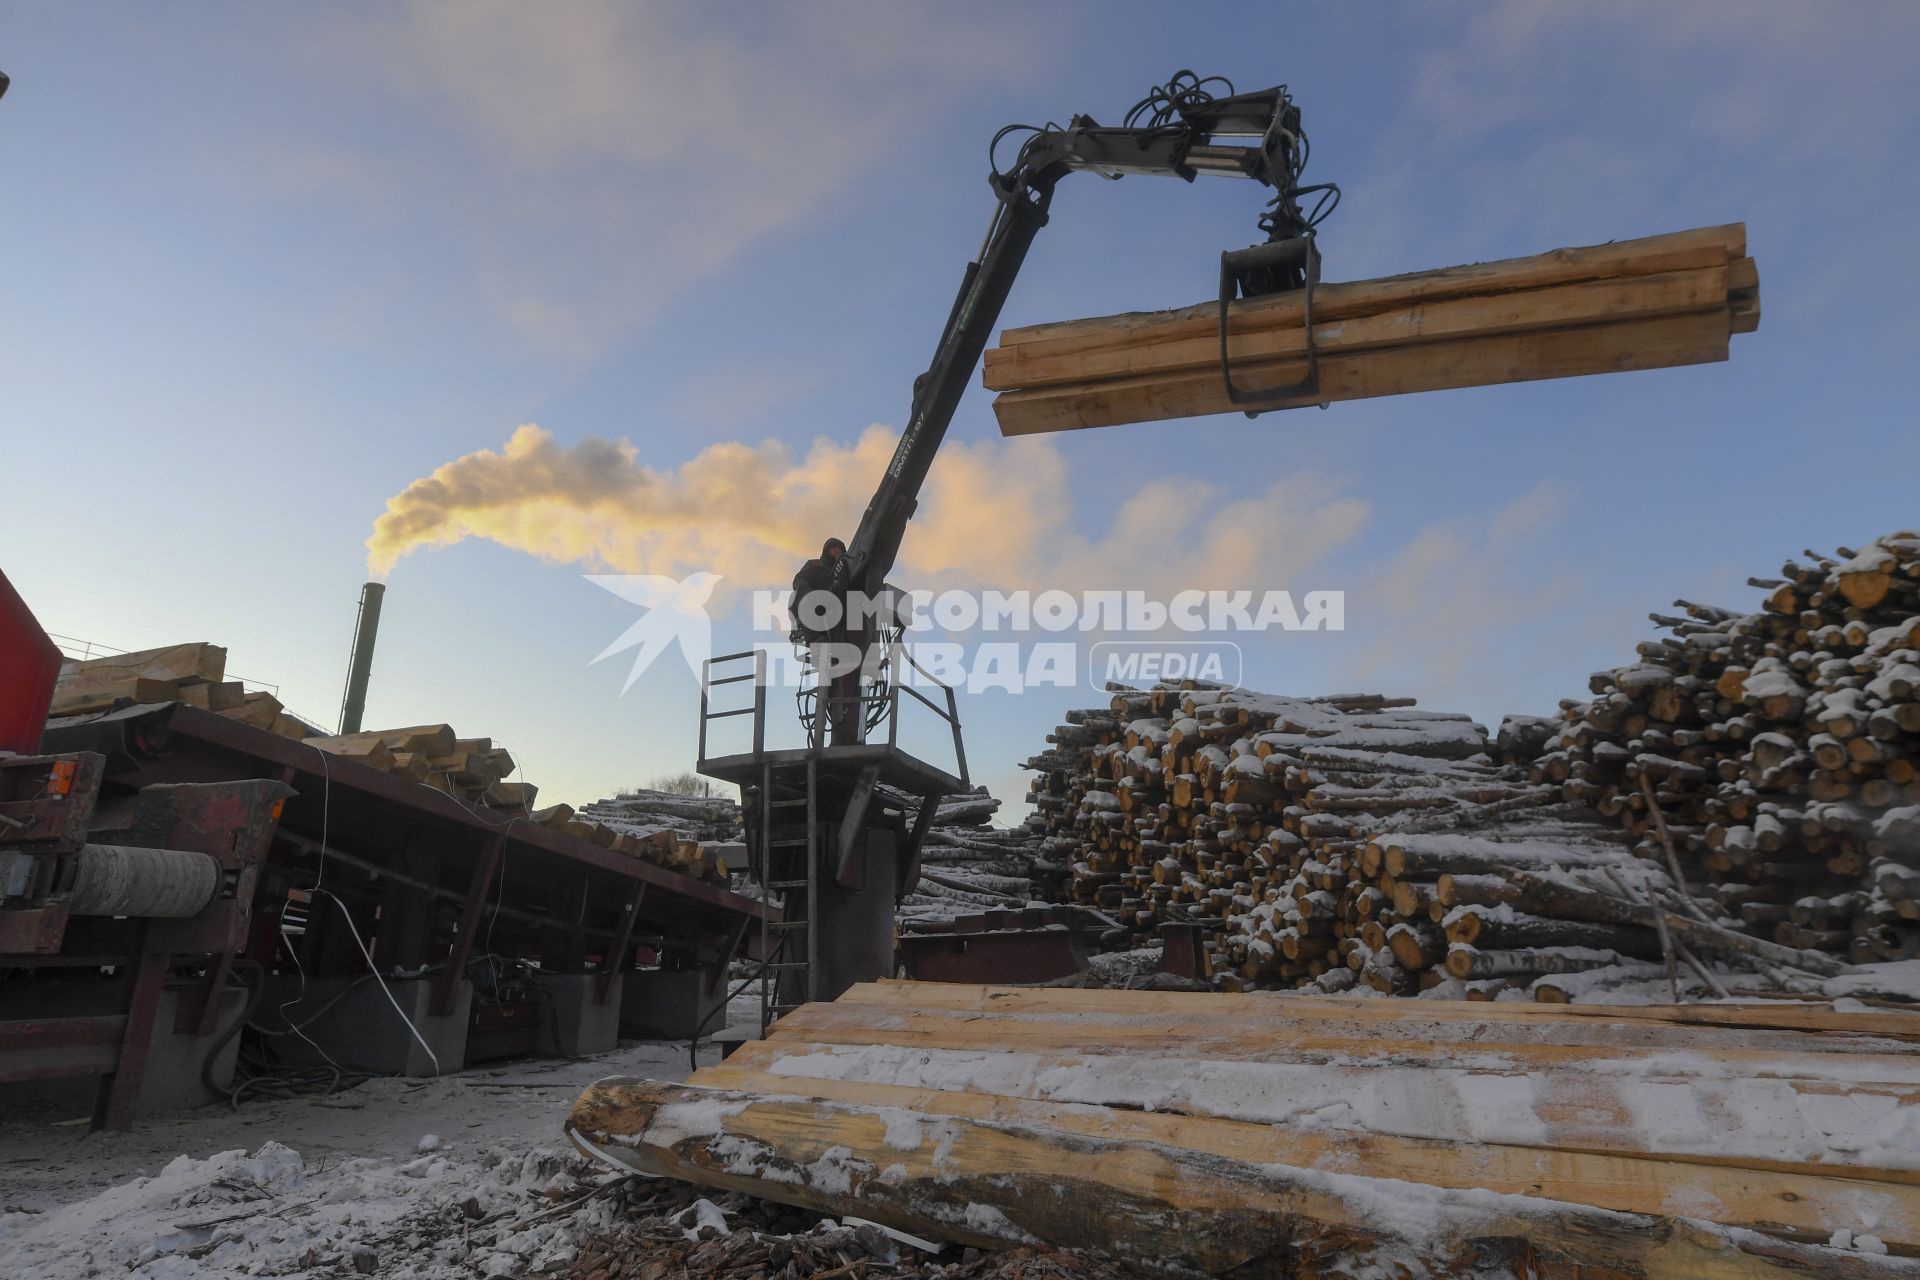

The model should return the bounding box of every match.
[223,2,1051,359]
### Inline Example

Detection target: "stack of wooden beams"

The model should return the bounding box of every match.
[1535,530,1920,968]
[1022,681,1841,1000]
[299,723,531,808]
[567,981,1920,1278]
[49,642,324,740]
[983,223,1759,434]
[574,790,744,886]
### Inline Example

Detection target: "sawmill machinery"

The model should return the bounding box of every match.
[698,72,1339,1023]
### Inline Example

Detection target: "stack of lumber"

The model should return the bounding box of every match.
[48,642,324,740]
[575,789,744,886]
[568,981,1920,1278]
[1535,531,1920,968]
[983,223,1759,434]
[1021,680,1845,1000]
[300,723,532,809]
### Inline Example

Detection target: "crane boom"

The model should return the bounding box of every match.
[824,75,1335,743]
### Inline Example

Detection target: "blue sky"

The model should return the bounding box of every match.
[5,2,1917,818]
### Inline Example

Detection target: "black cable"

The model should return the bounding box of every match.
[1122,70,1235,129]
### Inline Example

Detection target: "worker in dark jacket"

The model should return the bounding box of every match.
[790,537,847,640]
[791,538,854,746]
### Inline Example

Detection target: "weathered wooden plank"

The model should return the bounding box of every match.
[691,1062,1920,1247]
[839,981,1920,1043]
[566,1079,1918,1279]
[764,998,1920,1084]
[734,1031,1920,1180]
[984,264,1729,392]
[994,223,1747,350]
[57,642,226,685]
[994,311,1730,435]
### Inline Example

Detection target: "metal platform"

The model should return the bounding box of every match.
[698,743,964,799]
[695,647,969,1027]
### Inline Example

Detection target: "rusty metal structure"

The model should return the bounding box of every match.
[1,573,772,1128]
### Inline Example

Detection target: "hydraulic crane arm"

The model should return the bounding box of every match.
[838,74,1337,603]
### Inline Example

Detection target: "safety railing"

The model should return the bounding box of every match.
[697,649,767,766]
[696,644,967,787]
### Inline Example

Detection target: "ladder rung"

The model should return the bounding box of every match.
[767,798,809,808]
[766,920,809,931]
[767,838,810,848]
[765,878,810,888]
[763,962,811,972]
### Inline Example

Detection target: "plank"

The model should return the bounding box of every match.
[303,736,393,769]
[691,1062,1920,1246]
[984,264,1730,392]
[729,1033,1920,1181]
[994,223,1747,350]
[766,998,1920,1083]
[56,642,226,685]
[566,1079,1917,1280]
[48,675,180,716]
[175,680,245,712]
[217,690,283,730]
[840,981,1920,1042]
[994,311,1730,435]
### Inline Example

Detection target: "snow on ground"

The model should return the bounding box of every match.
[0,1036,723,1278]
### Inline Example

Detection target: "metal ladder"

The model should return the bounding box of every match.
[753,755,818,1034]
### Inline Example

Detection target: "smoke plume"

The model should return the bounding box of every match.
[365,422,1372,604]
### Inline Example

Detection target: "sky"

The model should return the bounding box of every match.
[5,2,1918,820]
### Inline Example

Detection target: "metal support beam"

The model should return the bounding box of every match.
[595,884,646,1007]
[833,764,882,889]
[433,834,503,1017]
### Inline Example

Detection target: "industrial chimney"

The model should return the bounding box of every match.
[338,582,385,735]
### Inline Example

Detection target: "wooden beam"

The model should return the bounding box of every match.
[984,264,1730,392]
[564,1079,1914,1280]
[690,1063,1920,1247]
[993,223,1747,351]
[839,981,1920,1042]
[731,1031,1919,1184]
[994,310,1732,435]
[765,997,1920,1087]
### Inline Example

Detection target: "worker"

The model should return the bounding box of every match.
[790,537,848,637]
[791,538,859,746]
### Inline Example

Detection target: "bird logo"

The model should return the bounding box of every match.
[586,573,723,691]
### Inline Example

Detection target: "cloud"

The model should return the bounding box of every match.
[366,423,1375,612]
[227,2,1050,360]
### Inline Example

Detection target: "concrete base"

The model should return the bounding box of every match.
[535,973,622,1058]
[0,979,248,1118]
[620,968,722,1039]
[138,985,248,1113]
[264,976,471,1076]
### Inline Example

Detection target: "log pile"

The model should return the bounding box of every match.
[1021,681,1803,1000]
[896,786,1046,922]
[576,789,744,886]
[1535,530,1920,968]
[983,223,1759,435]
[567,981,1920,1278]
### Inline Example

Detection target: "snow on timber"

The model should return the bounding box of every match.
[760,1041,1920,1179]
